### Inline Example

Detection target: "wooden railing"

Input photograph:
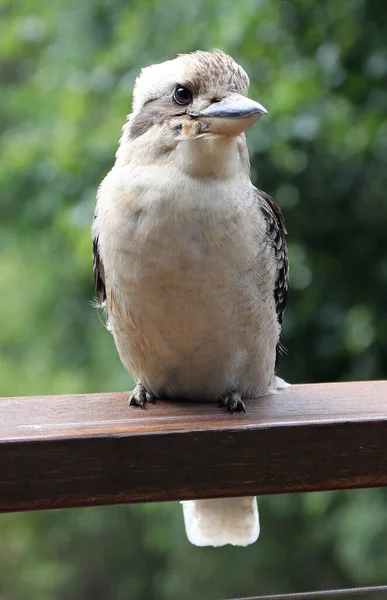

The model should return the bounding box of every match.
[0,380,386,513]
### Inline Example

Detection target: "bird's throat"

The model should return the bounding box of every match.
[177,134,249,180]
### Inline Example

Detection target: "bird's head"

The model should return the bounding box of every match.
[117,51,267,175]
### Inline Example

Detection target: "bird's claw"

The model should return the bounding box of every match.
[218,391,246,414]
[129,382,155,409]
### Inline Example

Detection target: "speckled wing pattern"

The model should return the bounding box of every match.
[92,217,106,306]
[256,189,289,358]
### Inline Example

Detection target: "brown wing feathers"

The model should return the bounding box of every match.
[257,189,289,327]
[92,233,106,306]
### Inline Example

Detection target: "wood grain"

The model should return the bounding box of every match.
[0,381,386,512]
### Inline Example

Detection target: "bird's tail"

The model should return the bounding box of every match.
[181,496,259,547]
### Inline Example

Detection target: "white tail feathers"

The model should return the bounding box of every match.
[269,376,291,393]
[180,379,289,547]
[181,496,259,547]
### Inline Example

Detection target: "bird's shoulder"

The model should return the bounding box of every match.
[92,227,106,307]
[91,194,106,308]
[91,166,145,308]
[253,187,289,327]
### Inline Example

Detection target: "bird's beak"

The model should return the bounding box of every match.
[195,92,268,136]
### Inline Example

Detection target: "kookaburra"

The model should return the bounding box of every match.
[92,50,289,547]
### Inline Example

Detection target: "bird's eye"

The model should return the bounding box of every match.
[173,86,193,105]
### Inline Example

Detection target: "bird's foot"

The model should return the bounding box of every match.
[129,382,155,409]
[268,376,291,394]
[218,391,246,414]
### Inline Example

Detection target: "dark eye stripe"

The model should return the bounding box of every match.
[129,97,187,139]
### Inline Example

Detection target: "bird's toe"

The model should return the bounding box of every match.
[128,382,155,409]
[218,391,246,414]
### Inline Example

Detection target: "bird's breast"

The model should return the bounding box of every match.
[97,165,278,398]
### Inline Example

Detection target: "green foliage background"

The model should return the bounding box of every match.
[1,0,386,597]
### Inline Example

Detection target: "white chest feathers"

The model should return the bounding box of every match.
[94,163,279,400]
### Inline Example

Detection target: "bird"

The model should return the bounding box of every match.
[92,50,289,547]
